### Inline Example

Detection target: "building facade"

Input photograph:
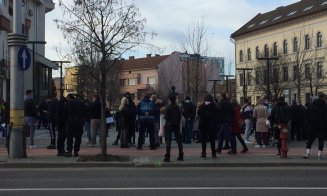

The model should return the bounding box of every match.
[0,0,57,103]
[231,0,327,105]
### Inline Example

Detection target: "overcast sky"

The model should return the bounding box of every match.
[45,0,299,76]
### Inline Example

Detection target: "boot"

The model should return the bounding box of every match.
[163,154,170,162]
[177,152,184,161]
[201,152,206,158]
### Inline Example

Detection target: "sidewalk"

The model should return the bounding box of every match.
[0,128,326,168]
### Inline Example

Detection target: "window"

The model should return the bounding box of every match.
[317,62,323,78]
[306,93,311,104]
[239,50,244,62]
[41,67,49,89]
[273,42,278,56]
[264,44,269,57]
[255,70,260,84]
[305,35,310,50]
[293,37,298,52]
[283,66,289,81]
[303,6,313,11]
[256,46,260,59]
[1,0,7,6]
[120,79,126,86]
[273,16,282,21]
[283,40,288,54]
[147,77,156,85]
[240,73,244,86]
[273,68,279,81]
[247,72,252,85]
[305,64,311,79]
[259,20,268,25]
[263,69,268,85]
[317,32,323,48]
[288,11,297,16]
[128,78,137,85]
[247,48,251,61]
[293,65,299,80]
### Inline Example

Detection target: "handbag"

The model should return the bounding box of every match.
[265,110,271,128]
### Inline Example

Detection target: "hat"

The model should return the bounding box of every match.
[185,96,191,101]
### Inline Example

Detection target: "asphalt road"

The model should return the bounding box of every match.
[1,167,327,196]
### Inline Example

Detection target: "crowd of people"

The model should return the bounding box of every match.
[17,88,327,161]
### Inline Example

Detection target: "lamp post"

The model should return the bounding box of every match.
[208,79,221,100]
[26,41,46,103]
[236,68,253,103]
[257,57,278,100]
[52,61,71,98]
[220,74,234,96]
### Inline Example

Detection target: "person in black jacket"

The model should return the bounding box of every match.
[182,96,196,144]
[163,94,183,162]
[46,96,58,149]
[271,97,291,158]
[64,94,85,157]
[56,96,67,156]
[216,93,236,154]
[303,94,327,160]
[198,94,219,158]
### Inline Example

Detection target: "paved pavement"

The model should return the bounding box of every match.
[0,127,326,167]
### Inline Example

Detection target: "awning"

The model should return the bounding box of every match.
[27,49,59,70]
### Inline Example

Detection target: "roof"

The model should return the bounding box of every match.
[121,55,169,71]
[231,0,327,39]
[27,49,59,70]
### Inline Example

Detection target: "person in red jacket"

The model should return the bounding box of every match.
[231,99,248,153]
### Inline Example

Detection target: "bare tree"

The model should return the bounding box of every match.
[55,0,153,156]
[181,17,210,104]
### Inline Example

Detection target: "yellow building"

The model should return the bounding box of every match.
[231,0,327,105]
[64,66,79,97]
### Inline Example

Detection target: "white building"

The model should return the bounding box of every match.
[0,0,57,103]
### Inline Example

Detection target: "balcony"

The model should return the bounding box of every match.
[120,84,151,94]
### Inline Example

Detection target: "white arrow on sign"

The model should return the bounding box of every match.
[21,49,27,70]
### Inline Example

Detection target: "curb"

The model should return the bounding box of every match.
[1,161,327,168]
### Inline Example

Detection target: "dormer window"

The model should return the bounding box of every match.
[273,16,282,21]
[288,11,297,16]
[303,6,313,11]
[259,20,268,25]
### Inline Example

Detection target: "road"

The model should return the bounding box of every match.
[1,167,327,196]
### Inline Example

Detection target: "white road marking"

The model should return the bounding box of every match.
[0,187,327,191]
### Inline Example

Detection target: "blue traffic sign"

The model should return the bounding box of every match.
[18,47,31,71]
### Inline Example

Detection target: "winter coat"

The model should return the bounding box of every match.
[218,98,233,123]
[24,98,37,118]
[271,101,291,125]
[306,99,327,138]
[182,101,196,120]
[164,102,181,127]
[90,100,101,119]
[65,99,85,127]
[253,104,269,132]
[198,102,219,132]
[231,105,244,134]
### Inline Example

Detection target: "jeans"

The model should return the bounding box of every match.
[91,119,101,145]
[138,119,155,148]
[164,125,183,156]
[84,122,91,143]
[66,124,83,153]
[306,137,325,151]
[24,117,36,146]
[201,130,216,155]
[184,119,194,144]
[49,121,56,145]
[244,119,252,141]
[217,123,236,151]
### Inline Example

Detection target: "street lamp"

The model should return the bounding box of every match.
[208,79,221,99]
[52,61,71,98]
[26,41,46,103]
[257,57,279,100]
[220,74,234,96]
[236,68,253,103]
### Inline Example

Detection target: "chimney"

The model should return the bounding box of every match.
[146,54,151,58]
[129,56,135,60]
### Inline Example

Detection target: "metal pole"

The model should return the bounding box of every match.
[60,62,63,97]
[32,44,35,101]
[8,0,26,158]
[267,59,270,100]
[243,69,246,99]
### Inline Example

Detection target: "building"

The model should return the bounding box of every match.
[0,0,58,103]
[64,66,78,97]
[120,52,224,104]
[231,0,327,105]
